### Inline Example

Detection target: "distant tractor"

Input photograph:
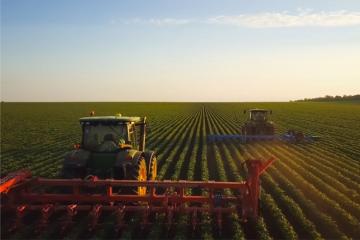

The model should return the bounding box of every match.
[241,109,275,136]
[206,109,319,143]
[61,113,157,195]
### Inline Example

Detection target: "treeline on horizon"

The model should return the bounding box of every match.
[294,94,360,102]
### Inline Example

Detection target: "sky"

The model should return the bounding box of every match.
[1,0,360,102]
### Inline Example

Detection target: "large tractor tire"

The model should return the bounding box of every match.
[129,156,147,196]
[60,166,86,194]
[144,151,157,180]
[265,123,275,135]
[147,155,157,180]
[243,123,256,135]
[242,124,250,135]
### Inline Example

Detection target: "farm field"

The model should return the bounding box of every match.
[1,102,360,239]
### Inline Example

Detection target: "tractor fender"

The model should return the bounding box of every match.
[114,150,143,167]
[63,149,90,168]
[114,150,144,178]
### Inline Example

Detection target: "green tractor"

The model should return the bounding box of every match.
[61,113,157,195]
[241,109,275,135]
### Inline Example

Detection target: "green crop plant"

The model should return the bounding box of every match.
[1,102,359,239]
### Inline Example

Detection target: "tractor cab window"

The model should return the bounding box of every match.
[250,111,267,121]
[82,122,128,152]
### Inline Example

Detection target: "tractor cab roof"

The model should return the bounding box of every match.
[249,109,269,112]
[79,115,144,124]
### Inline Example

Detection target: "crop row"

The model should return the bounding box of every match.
[206,108,298,240]
[1,103,359,239]
[208,105,359,239]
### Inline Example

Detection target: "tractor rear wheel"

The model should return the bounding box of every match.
[129,156,147,196]
[148,155,157,180]
[265,124,275,135]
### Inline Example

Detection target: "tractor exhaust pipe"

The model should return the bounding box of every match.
[139,117,146,151]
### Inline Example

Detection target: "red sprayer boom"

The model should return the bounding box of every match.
[1,158,274,233]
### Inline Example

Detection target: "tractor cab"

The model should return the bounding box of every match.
[248,109,271,122]
[79,114,146,152]
[61,113,156,183]
[242,109,275,135]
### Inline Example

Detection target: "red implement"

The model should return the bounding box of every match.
[1,158,275,232]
